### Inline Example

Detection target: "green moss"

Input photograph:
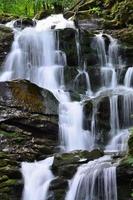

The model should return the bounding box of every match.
[0,130,19,138]
[111,0,133,26]
[0,179,19,188]
[121,155,133,166]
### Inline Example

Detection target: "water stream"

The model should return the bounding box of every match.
[0,14,132,200]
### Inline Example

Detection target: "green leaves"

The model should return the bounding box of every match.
[0,0,77,17]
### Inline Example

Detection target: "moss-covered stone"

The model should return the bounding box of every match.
[0,14,18,24]
[52,149,103,178]
[0,179,20,188]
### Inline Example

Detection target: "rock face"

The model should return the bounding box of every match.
[117,130,133,200]
[0,79,59,199]
[0,25,13,66]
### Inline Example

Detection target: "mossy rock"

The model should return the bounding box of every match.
[0,179,20,189]
[52,149,103,177]
[110,0,133,26]
[0,14,18,24]
[128,130,133,156]
[0,165,21,179]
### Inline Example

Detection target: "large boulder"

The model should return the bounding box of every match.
[0,80,59,200]
[0,79,58,115]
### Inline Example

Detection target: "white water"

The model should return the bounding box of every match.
[123,93,133,127]
[101,67,117,88]
[21,157,54,200]
[74,62,92,95]
[94,33,119,88]
[65,156,117,200]
[59,101,94,151]
[110,96,119,136]
[106,129,129,152]
[124,67,133,87]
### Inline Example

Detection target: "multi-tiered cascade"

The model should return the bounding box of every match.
[0,14,133,200]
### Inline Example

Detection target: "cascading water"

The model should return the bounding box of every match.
[74,62,92,95]
[65,156,117,200]
[0,13,132,200]
[109,95,119,136]
[59,101,94,151]
[21,157,54,200]
[124,67,133,87]
[93,33,119,89]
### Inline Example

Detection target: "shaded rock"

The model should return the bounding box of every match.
[0,25,13,66]
[14,18,36,29]
[117,163,133,200]
[52,149,103,178]
[58,28,78,66]
[0,14,17,24]
[50,177,68,191]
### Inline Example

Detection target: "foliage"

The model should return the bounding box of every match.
[0,0,77,17]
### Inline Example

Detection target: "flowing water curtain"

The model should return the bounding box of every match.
[65,157,118,200]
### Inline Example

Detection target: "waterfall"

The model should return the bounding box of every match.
[0,15,90,152]
[59,101,94,151]
[123,93,133,127]
[101,68,117,88]
[109,96,119,136]
[0,13,132,200]
[21,157,54,200]
[94,33,120,68]
[106,129,129,152]
[94,33,107,67]
[74,62,92,95]
[93,33,119,88]
[65,156,117,200]
[124,67,133,87]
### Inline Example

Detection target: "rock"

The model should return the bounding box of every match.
[50,178,68,190]
[52,149,103,178]
[58,28,78,66]
[116,129,133,200]
[14,18,36,29]
[0,79,58,114]
[0,14,17,24]
[0,81,59,142]
[117,163,133,200]
[84,96,110,145]
[0,25,13,66]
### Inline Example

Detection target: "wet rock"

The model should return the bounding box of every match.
[52,149,103,178]
[0,25,13,66]
[14,18,36,29]
[84,96,110,145]
[58,28,78,66]
[64,65,102,94]
[117,163,133,200]
[0,14,17,24]
[50,177,68,190]
[117,129,133,200]
[0,79,58,115]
